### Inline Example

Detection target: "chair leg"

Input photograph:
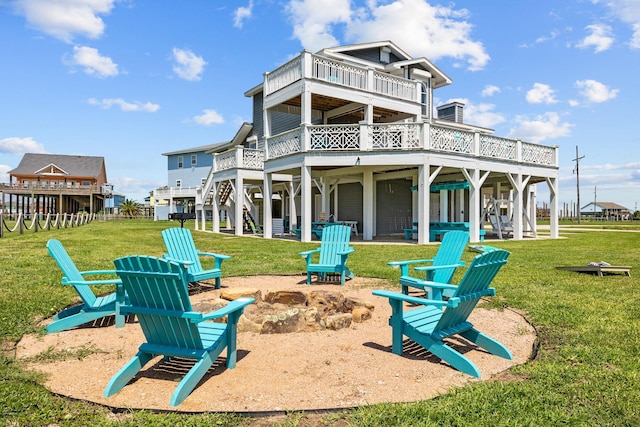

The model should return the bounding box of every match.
[420,337,482,378]
[170,353,216,406]
[215,277,221,289]
[104,351,154,397]
[460,328,513,360]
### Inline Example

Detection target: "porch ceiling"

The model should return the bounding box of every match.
[283,94,403,121]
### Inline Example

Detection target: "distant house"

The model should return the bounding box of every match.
[153,143,219,221]
[1,153,110,214]
[581,202,631,220]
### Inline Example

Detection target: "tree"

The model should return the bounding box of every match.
[119,199,140,218]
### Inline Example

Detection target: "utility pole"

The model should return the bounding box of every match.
[572,146,585,224]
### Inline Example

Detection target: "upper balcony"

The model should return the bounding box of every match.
[153,186,200,200]
[265,51,420,102]
[213,147,264,173]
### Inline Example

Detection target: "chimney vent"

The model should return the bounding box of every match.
[437,102,464,123]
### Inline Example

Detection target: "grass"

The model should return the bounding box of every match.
[1,220,639,426]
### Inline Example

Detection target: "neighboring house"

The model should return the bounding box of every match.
[104,191,126,214]
[581,202,631,220]
[153,143,219,221]
[1,153,110,215]
[191,40,559,243]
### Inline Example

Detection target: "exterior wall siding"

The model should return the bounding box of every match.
[376,179,412,233]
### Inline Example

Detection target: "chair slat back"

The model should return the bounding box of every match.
[431,230,469,283]
[162,228,203,274]
[114,255,203,350]
[47,239,97,307]
[435,249,509,333]
[318,225,352,265]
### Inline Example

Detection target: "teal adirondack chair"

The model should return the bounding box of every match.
[388,230,469,298]
[373,249,512,378]
[162,227,230,288]
[45,239,126,333]
[299,224,354,285]
[104,255,254,406]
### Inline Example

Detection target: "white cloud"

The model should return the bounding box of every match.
[526,83,558,104]
[234,1,253,29]
[285,0,490,71]
[598,0,640,48]
[172,48,207,81]
[0,137,47,154]
[190,109,224,126]
[11,0,117,43]
[575,79,618,103]
[66,46,118,78]
[576,24,614,53]
[481,85,500,97]
[285,0,352,52]
[508,112,572,143]
[0,165,12,181]
[88,98,160,112]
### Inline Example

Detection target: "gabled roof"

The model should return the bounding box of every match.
[206,122,254,154]
[9,153,105,178]
[581,201,630,211]
[319,40,452,88]
[162,143,220,157]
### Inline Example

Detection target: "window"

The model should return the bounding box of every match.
[191,154,197,166]
[81,180,91,186]
[201,178,206,186]
[176,179,182,188]
[177,156,184,168]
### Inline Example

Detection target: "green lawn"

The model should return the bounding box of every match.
[1,220,639,426]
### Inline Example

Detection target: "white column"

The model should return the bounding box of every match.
[301,164,312,242]
[263,172,273,239]
[362,169,374,241]
[212,182,220,233]
[456,189,465,221]
[548,177,559,238]
[288,181,297,232]
[511,174,523,240]
[468,170,482,242]
[234,174,244,236]
[417,165,430,244]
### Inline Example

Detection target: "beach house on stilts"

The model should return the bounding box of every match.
[193,40,560,244]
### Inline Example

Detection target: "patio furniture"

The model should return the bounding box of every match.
[299,224,354,285]
[389,230,469,298]
[104,255,254,406]
[45,239,126,333]
[373,248,512,378]
[162,227,230,288]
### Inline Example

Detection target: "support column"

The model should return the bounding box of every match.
[547,177,559,238]
[362,169,374,241]
[263,172,273,239]
[234,174,244,236]
[301,164,312,242]
[212,182,220,233]
[288,181,297,232]
[417,165,430,244]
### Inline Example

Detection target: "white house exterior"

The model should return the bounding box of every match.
[192,40,559,243]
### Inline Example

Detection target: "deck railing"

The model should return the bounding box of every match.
[264,52,418,103]
[265,122,558,167]
[213,147,264,173]
[153,186,199,199]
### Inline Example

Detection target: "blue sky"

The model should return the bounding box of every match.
[1,0,639,212]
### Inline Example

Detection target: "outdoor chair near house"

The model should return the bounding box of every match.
[162,227,230,288]
[299,224,354,285]
[388,230,469,298]
[45,239,127,333]
[373,248,512,378]
[488,214,513,238]
[104,255,254,407]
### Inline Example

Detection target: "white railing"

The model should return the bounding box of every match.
[309,124,360,151]
[154,186,199,199]
[429,126,474,154]
[267,128,302,159]
[264,56,302,94]
[370,123,421,150]
[265,122,558,167]
[479,135,517,160]
[312,56,367,91]
[214,147,265,172]
[264,52,418,103]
